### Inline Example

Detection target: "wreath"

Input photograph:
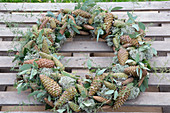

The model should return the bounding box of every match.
[12,1,157,113]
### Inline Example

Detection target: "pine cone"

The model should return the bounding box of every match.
[40,75,62,97]
[124,66,138,77]
[110,73,128,80]
[93,96,111,104]
[55,87,77,108]
[118,48,128,65]
[42,39,50,54]
[104,13,114,33]
[113,87,130,110]
[104,81,116,90]
[124,66,147,77]
[77,84,88,95]
[130,38,139,47]
[68,101,81,112]
[88,74,106,96]
[24,58,55,68]
[72,9,91,18]
[120,35,131,44]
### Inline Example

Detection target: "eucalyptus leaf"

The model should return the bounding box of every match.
[46,11,55,18]
[19,64,32,71]
[138,22,145,30]
[105,90,114,95]
[57,13,62,22]
[17,69,30,76]
[97,68,106,75]
[87,59,92,69]
[112,7,123,11]
[28,91,40,98]
[139,68,142,79]
[16,83,23,94]
[114,90,118,100]
[132,24,139,31]
[152,48,157,56]
[135,53,140,63]
[97,28,104,42]
[30,69,37,79]
[71,25,80,34]
[57,109,66,113]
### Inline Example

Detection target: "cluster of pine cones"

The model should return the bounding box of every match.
[14,1,153,112]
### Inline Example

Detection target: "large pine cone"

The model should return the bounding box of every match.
[88,74,107,96]
[72,9,91,18]
[104,13,114,33]
[124,66,147,77]
[24,58,55,68]
[55,86,77,108]
[40,75,62,97]
[113,86,130,110]
[118,48,128,65]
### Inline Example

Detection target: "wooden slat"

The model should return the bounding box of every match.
[0,111,160,113]
[1,27,170,37]
[0,92,169,106]
[0,41,169,52]
[0,2,170,12]
[0,56,169,68]
[0,73,169,86]
[1,12,170,23]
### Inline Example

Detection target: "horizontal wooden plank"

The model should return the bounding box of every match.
[0,112,160,113]
[0,56,169,68]
[0,73,169,86]
[0,92,170,106]
[1,12,170,23]
[1,26,170,37]
[0,41,169,52]
[0,2,170,12]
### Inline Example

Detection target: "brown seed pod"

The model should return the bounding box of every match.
[59,22,67,35]
[122,77,134,85]
[122,43,132,48]
[79,31,89,35]
[83,24,94,30]
[101,105,112,110]
[102,32,111,39]
[39,18,49,30]
[93,96,111,104]
[44,98,54,107]
[138,74,147,87]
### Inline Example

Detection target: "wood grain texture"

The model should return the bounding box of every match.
[0,56,169,68]
[0,41,169,52]
[1,12,170,23]
[0,92,169,106]
[1,27,170,37]
[0,73,169,86]
[0,2,170,11]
